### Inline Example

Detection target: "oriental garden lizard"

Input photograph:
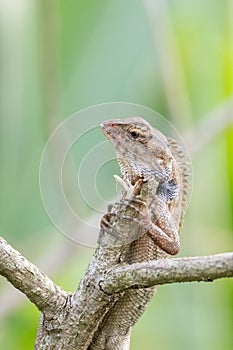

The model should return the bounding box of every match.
[88,117,190,350]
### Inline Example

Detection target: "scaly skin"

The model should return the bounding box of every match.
[88,117,190,350]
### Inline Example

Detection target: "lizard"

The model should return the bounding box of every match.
[88,116,190,350]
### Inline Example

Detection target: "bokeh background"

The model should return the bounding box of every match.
[0,0,233,349]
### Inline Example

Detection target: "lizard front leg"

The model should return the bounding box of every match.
[141,196,180,255]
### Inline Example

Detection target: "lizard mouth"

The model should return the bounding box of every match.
[101,122,108,131]
[101,121,115,140]
[100,122,108,133]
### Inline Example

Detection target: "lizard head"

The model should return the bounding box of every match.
[101,117,174,183]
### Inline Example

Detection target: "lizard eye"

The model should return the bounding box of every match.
[128,127,147,143]
[129,130,139,139]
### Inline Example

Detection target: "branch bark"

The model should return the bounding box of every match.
[0,237,68,314]
[0,235,232,350]
[100,252,233,294]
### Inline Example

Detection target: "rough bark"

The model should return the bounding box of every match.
[0,236,232,349]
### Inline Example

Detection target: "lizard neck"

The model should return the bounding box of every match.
[118,157,143,184]
[118,157,171,185]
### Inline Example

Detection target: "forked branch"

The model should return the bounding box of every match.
[100,252,233,294]
[0,237,68,314]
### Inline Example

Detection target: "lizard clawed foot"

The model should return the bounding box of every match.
[114,175,143,200]
[113,175,134,200]
[100,213,115,229]
[114,198,146,213]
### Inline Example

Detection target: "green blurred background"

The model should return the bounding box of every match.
[0,0,233,349]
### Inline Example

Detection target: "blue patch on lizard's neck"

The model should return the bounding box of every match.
[156,179,179,201]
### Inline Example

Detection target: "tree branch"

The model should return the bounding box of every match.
[0,237,68,314]
[100,252,233,294]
